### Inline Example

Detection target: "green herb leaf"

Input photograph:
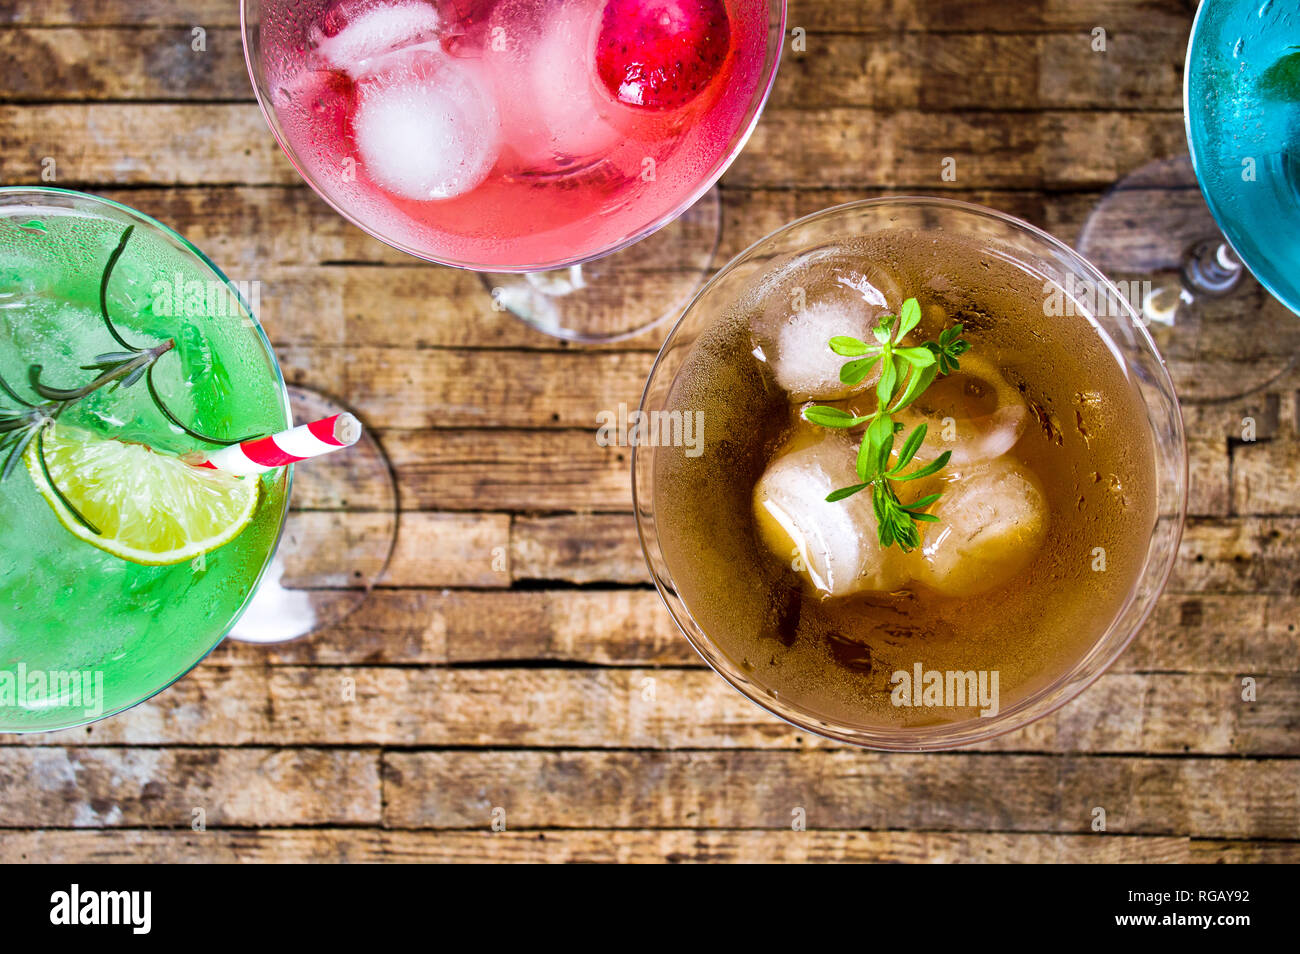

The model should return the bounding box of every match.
[895,450,953,482]
[826,482,870,502]
[891,423,928,473]
[897,298,922,339]
[803,405,870,429]
[903,492,943,510]
[839,353,881,385]
[806,305,971,552]
[894,346,937,369]
[861,414,894,481]
[875,355,897,404]
[871,483,891,543]
[889,363,938,414]
[829,336,873,357]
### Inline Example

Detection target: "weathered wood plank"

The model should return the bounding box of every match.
[1127,594,1300,676]
[1232,396,1300,514]
[0,104,291,185]
[302,425,1225,517]
[1175,518,1300,596]
[0,29,1186,112]
[5,668,1295,755]
[0,748,381,827]
[0,2,238,27]
[381,749,1300,838]
[0,0,1194,34]
[0,104,1183,190]
[187,507,1300,593]
[381,429,631,513]
[378,424,1228,517]
[4,828,1288,864]
[97,187,1102,355]
[0,27,248,101]
[778,31,1185,112]
[727,108,1186,190]
[263,345,1299,499]
[1187,436,1231,518]
[198,589,1300,676]
[510,514,648,584]
[99,184,1099,276]
[780,0,1194,35]
[385,512,512,587]
[262,510,511,587]
[300,348,652,431]
[503,512,1300,594]
[221,590,687,667]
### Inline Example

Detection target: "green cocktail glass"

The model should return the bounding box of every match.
[0,188,292,733]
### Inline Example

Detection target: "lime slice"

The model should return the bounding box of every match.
[25,424,260,566]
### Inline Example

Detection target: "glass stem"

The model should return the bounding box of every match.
[1181,237,1245,298]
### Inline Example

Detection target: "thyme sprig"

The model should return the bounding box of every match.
[0,225,257,533]
[802,297,970,552]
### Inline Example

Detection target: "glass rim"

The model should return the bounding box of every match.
[632,194,1189,751]
[0,186,295,733]
[238,0,788,273]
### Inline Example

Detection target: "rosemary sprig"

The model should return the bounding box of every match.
[29,340,175,403]
[86,225,255,447]
[802,297,970,552]
[0,366,102,533]
[0,224,257,534]
[36,424,101,536]
[0,371,99,529]
[100,224,142,351]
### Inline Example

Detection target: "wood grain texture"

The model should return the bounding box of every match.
[4,667,1297,755]
[3,828,1295,864]
[2,0,1296,864]
[0,0,1195,33]
[0,104,1185,189]
[379,750,1300,838]
[0,28,1188,109]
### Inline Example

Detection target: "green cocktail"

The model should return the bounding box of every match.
[0,189,291,733]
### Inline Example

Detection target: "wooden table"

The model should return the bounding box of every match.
[1,0,1296,863]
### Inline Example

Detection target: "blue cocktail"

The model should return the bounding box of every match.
[1078,0,1300,402]
[1187,0,1300,315]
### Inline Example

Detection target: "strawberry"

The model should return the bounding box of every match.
[595,0,732,110]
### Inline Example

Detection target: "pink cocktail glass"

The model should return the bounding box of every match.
[242,0,786,340]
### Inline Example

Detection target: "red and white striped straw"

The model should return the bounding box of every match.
[187,413,362,475]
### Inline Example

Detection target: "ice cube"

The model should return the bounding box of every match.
[753,435,908,598]
[752,267,901,401]
[483,0,620,168]
[352,51,500,200]
[911,456,1047,597]
[312,0,443,75]
[894,354,1028,465]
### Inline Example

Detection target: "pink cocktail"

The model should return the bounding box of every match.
[243,0,786,339]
